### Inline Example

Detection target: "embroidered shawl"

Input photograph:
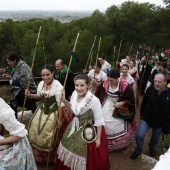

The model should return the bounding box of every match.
[95,78,135,118]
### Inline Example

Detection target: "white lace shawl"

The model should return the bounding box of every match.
[0,98,27,138]
[87,69,107,82]
[68,91,104,137]
[37,79,65,107]
[120,73,134,85]
[71,90,104,125]
[128,67,137,75]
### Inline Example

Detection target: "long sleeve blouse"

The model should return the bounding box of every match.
[0,98,27,139]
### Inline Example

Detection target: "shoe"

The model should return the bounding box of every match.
[130,151,141,160]
[149,148,155,157]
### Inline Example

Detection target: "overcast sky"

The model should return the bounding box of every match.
[0,0,164,11]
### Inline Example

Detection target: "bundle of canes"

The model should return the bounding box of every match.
[90,37,101,93]
[46,32,80,170]
[20,26,42,123]
[84,36,97,72]
[116,39,122,69]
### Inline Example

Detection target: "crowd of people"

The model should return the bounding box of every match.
[0,50,170,169]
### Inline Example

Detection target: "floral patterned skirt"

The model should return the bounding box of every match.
[0,137,37,170]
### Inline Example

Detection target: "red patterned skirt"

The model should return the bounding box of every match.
[54,126,110,170]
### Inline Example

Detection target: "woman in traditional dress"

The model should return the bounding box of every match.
[98,54,112,74]
[3,51,37,118]
[128,60,138,79]
[55,73,110,170]
[95,69,137,152]
[87,61,107,93]
[120,63,134,87]
[0,97,37,170]
[25,64,71,163]
[120,55,131,67]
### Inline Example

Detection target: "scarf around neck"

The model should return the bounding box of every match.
[10,59,20,76]
[55,65,68,80]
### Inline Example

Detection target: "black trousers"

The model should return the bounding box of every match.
[9,90,36,119]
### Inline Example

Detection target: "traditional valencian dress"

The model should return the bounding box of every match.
[55,90,110,170]
[0,98,37,170]
[120,73,134,87]
[28,79,71,163]
[88,69,107,93]
[95,78,137,152]
[128,67,137,79]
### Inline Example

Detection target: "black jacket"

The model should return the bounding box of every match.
[140,85,170,134]
[54,70,75,100]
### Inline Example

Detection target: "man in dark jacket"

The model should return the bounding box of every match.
[131,73,170,159]
[54,59,75,101]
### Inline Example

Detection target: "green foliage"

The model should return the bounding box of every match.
[0,2,170,74]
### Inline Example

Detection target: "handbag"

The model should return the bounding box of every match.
[81,122,97,143]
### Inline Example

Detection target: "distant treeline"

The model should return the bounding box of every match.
[0,10,92,23]
[0,1,169,75]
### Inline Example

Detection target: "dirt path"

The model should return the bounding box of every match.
[0,86,165,170]
[108,102,162,170]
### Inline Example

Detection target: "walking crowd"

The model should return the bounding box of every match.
[0,49,170,170]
